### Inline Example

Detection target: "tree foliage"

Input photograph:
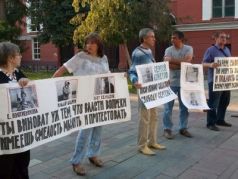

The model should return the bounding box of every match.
[71,0,174,66]
[0,0,27,42]
[28,0,77,47]
[0,21,21,41]
[71,0,174,46]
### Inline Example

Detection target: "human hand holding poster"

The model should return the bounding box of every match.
[213,57,238,91]
[135,62,177,109]
[180,62,209,110]
[0,73,130,155]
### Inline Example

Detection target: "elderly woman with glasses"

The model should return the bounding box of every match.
[0,42,30,179]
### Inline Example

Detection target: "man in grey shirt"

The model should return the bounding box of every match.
[163,31,193,139]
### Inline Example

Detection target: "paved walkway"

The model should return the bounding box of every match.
[29,90,238,179]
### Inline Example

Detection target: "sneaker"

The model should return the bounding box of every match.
[139,146,156,155]
[148,143,166,150]
[207,125,220,131]
[216,121,232,127]
[163,129,174,139]
[179,129,192,138]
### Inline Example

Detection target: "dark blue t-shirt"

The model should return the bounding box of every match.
[203,44,231,83]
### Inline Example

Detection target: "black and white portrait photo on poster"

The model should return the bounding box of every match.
[185,66,199,83]
[9,86,38,112]
[180,63,209,110]
[190,92,199,106]
[180,89,209,110]
[141,66,153,83]
[182,90,201,107]
[94,76,115,95]
[56,79,78,102]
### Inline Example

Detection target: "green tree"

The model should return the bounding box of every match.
[0,0,27,43]
[72,0,174,66]
[27,0,90,64]
[27,0,76,47]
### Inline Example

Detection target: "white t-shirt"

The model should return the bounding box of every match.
[64,51,110,76]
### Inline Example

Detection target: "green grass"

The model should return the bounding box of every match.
[22,70,71,80]
[22,70,55,80]
[128,79,137,94]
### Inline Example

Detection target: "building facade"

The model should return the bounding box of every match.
[20,0,238,70]
[19,7,61,71]
[20,21,120,71]
[170,0,238,63]
[20,30,60,71]
[19,0,120,71]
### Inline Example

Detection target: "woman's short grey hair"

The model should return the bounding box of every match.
[0,42,20,66]
[139,28,154,43]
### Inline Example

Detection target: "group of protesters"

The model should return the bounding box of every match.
[0,28,233,178]
[129,28,232,156]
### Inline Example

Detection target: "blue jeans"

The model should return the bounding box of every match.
[70,127,102,165]
[163,86,188,130]
[207,82,230,127]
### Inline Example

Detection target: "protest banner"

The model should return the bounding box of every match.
[136,62,177,109]
[180,62,209,110]
[0,73,131,154]
[213,57,238,91]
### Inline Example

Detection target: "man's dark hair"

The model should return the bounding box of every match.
[172,30,184,40]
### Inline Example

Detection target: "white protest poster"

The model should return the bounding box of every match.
[136,62,177,109]
[180,62,209,110]
[0,73,131,155]
[213,57,238,91]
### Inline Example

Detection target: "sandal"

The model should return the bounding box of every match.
[88,157,103,167]
[72,164,86,176]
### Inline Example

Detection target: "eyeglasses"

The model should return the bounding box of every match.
[219,36,227,39]
[147,35,155,38]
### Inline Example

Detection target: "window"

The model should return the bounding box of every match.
[30,0,41,32]
[6,1,14,14]
[26,0,41,32]
[212,0,235,17]
[32,38,40,60]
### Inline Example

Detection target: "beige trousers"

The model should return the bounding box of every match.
[138,104,158,149]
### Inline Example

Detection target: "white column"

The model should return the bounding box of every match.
[26,17,32,33]
[25,1,32,33]
[202,0,212,20]
[235,0,238,18]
